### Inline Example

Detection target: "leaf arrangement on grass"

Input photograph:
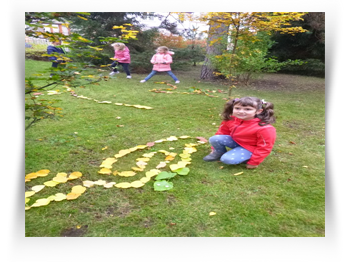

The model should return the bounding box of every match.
[25,136,206,210]
[149,82,220,97]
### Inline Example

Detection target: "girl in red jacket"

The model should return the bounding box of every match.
[203,97,276,169]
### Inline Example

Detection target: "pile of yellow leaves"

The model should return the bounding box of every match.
[25,136,206,210]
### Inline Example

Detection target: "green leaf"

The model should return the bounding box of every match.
[155,171,177,180]
[174,167,190,175]
[153,180,174,191]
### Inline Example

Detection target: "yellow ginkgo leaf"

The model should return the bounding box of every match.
[179,135,190,139]
[165,155,175,161]
[52,176,68,183]
[98,168,112,175]
[112,171,119,176]
[136,157,150,162]
[94,180,106,186]
[118,171,136,177]
[115,182,132,188]
[66,192,81,200]
[166,136,178,141]
[142,152,156,158]
[136,145,148,149]
[68,171,83,180]
[170,164,181,171]
[209,212,217,216]
[31,198,51,207]
[25,191,35,198]
[130,181,144,188]
[155,139,165,143]
[71,185,87,194]
[54,193,67,201]
[104,182,116,188]
[101,146,108,150]
[136,161,148,167]
[47,195,56,201]
[56,172,68,178]
[31,185,45,193]
[115,103,124,105]
[25,198,30,204]
[158,150,170,155]
[233,172,244,176]
[36,169,50,177]
[83,180,95,187]
[156,162,167,169]
[132,167,144,171]
[25,173,38,180]
[140,177,151,183]
[25,206,31,210]
[145,169,161,178]
[179,153,191,159]
[44,180,59,187]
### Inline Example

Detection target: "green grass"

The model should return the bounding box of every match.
[25,59,325,237]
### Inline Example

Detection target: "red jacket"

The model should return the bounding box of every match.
[215,117,276,166]
[151,53,173,71]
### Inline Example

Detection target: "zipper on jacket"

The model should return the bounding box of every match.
[232,120,243,134]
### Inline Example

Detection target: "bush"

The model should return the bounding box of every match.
[279,59,325,77]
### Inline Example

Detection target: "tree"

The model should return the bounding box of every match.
[200,16,229,79]
[25,12,138,130]
[199,12,307,86]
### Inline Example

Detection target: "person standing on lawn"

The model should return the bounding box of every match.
[140,46,180,83]
[47,40,65,76]
[109,43,132,79]
[203,96,276,169]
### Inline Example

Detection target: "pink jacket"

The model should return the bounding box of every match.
[114,46,130,63]
[151,53,173,71]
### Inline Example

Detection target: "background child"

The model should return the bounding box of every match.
[140,46,180,83]
[47,41,65,76]
[109,43,131,79]
[203,97,276,169]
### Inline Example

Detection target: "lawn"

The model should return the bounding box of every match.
[25,59,325,237]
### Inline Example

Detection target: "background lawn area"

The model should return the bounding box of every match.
[25,59,325,237]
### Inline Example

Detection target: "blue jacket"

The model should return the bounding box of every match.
[47,45,65,61]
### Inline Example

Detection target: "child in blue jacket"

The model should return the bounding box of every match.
[47,41,65,76]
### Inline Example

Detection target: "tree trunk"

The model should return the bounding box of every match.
[200,19,229,80]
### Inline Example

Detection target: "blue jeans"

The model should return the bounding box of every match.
[209,135,252,165]
[111,61,131,76]
[144,70,179,81]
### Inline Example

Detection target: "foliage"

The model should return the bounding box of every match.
[211,32,304,85]
[25,12,138,130]
[198,12,307,89]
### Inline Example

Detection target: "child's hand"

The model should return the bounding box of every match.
[246,164,258,169]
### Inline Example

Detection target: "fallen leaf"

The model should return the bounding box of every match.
[98,168,112,175]
[174,167,190,176]
[102,146,108,150]
[52,176,68,183]
[31,185,45,193]
[140,177,151,183]
[56,172,68,178]
[130,181,145,188]
[132,167,144,171]
[83,180,95,187]
[156,162,167,169]
[146,142,155,147]
[44,180,59,187]
[25,191,36,198]
[153,180,173,191]
[104,182,116,188]
[36,169,51,177]
[66,192,81,200]
[196,137,208,143]
[115,182,132,188]
[31,198,51,207]
[165,155,175,161]
[155,171,177,180]
[53,193,67,201]
[71,185,87,194]
[209,212,216,216]
[118,171,136,177]
[94,180,107,186]
[233,172,244,176]
[68,171,83,180]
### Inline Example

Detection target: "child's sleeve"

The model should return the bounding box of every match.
[215,121,231,136]
[150,55,156,64]
[247,126,276,166]
[164,54,173,64]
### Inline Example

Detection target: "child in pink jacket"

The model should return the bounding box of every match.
[109,43,131,79]
[140,46,180,83]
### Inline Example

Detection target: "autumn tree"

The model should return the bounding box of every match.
[199,12,307,88]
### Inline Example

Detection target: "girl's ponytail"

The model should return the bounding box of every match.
[257,101,275,126]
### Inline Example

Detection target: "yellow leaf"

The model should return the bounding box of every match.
[31,185,45,193]
[136,157,150,162]
[115,182,132,188]
[25,198,30,204]
[102,146,108,150]
[25,173,38,180]
[98,168,112,175]
[66,192,81,200]
[94,180,106,186]
[83,180,95,187]
[25,206,31,210]
[130,181,144,188]
[132,167,144,171]
[140,177,151,183]
[104,182,116,188]
[136,161,148,167]
[52,176,68,183]
[71,185,87,194]
[145,169,161,178]
[56,172,68,177]
[25,191,35,198]
[165,155,175,161]
[179,135,190,139]
[68,171,83,180]
[209,212,217,216]
[166,136,178,141]
[136,145,148,149]
[31,198,51,207]
[36,169,50,177]
[44,180,59,187]
[156,162,167,169]
[179,153,191,159]
[118,171,136,177]
[158,150,170,155]
[233,172,244,176]
[142,152,156,158]
[54,193,67,201]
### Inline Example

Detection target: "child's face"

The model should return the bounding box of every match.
[232,103,262,121]
[157,49,166,53]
